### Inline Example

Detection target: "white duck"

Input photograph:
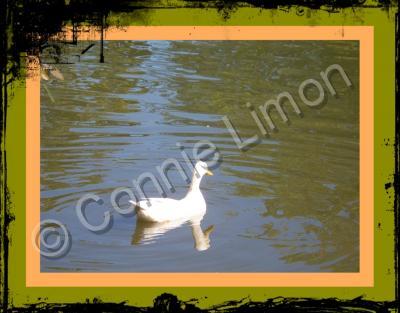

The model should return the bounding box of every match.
[129,161,213,223]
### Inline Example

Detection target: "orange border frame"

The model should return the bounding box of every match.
[26,26,374,287]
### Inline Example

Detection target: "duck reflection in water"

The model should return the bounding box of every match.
[131,214,214,251]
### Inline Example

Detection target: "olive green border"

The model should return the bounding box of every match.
[7,7,396,307]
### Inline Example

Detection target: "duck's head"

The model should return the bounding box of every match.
[194,161,213,177]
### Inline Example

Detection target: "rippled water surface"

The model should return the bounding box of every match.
[41,41,359,272]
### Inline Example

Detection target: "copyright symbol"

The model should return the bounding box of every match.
[32,219,71,258]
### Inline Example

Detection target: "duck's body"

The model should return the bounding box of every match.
[130,161,212,223]
[134,193,206,223]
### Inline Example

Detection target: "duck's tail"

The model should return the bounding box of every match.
[129,200,140,215]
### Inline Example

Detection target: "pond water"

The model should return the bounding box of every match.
[41,40,359,272]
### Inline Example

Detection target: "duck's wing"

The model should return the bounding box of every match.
[135,198,180,211]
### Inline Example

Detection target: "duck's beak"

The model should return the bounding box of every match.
[206,170,213,176]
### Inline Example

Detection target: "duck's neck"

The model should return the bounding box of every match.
[187,172,203,196]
